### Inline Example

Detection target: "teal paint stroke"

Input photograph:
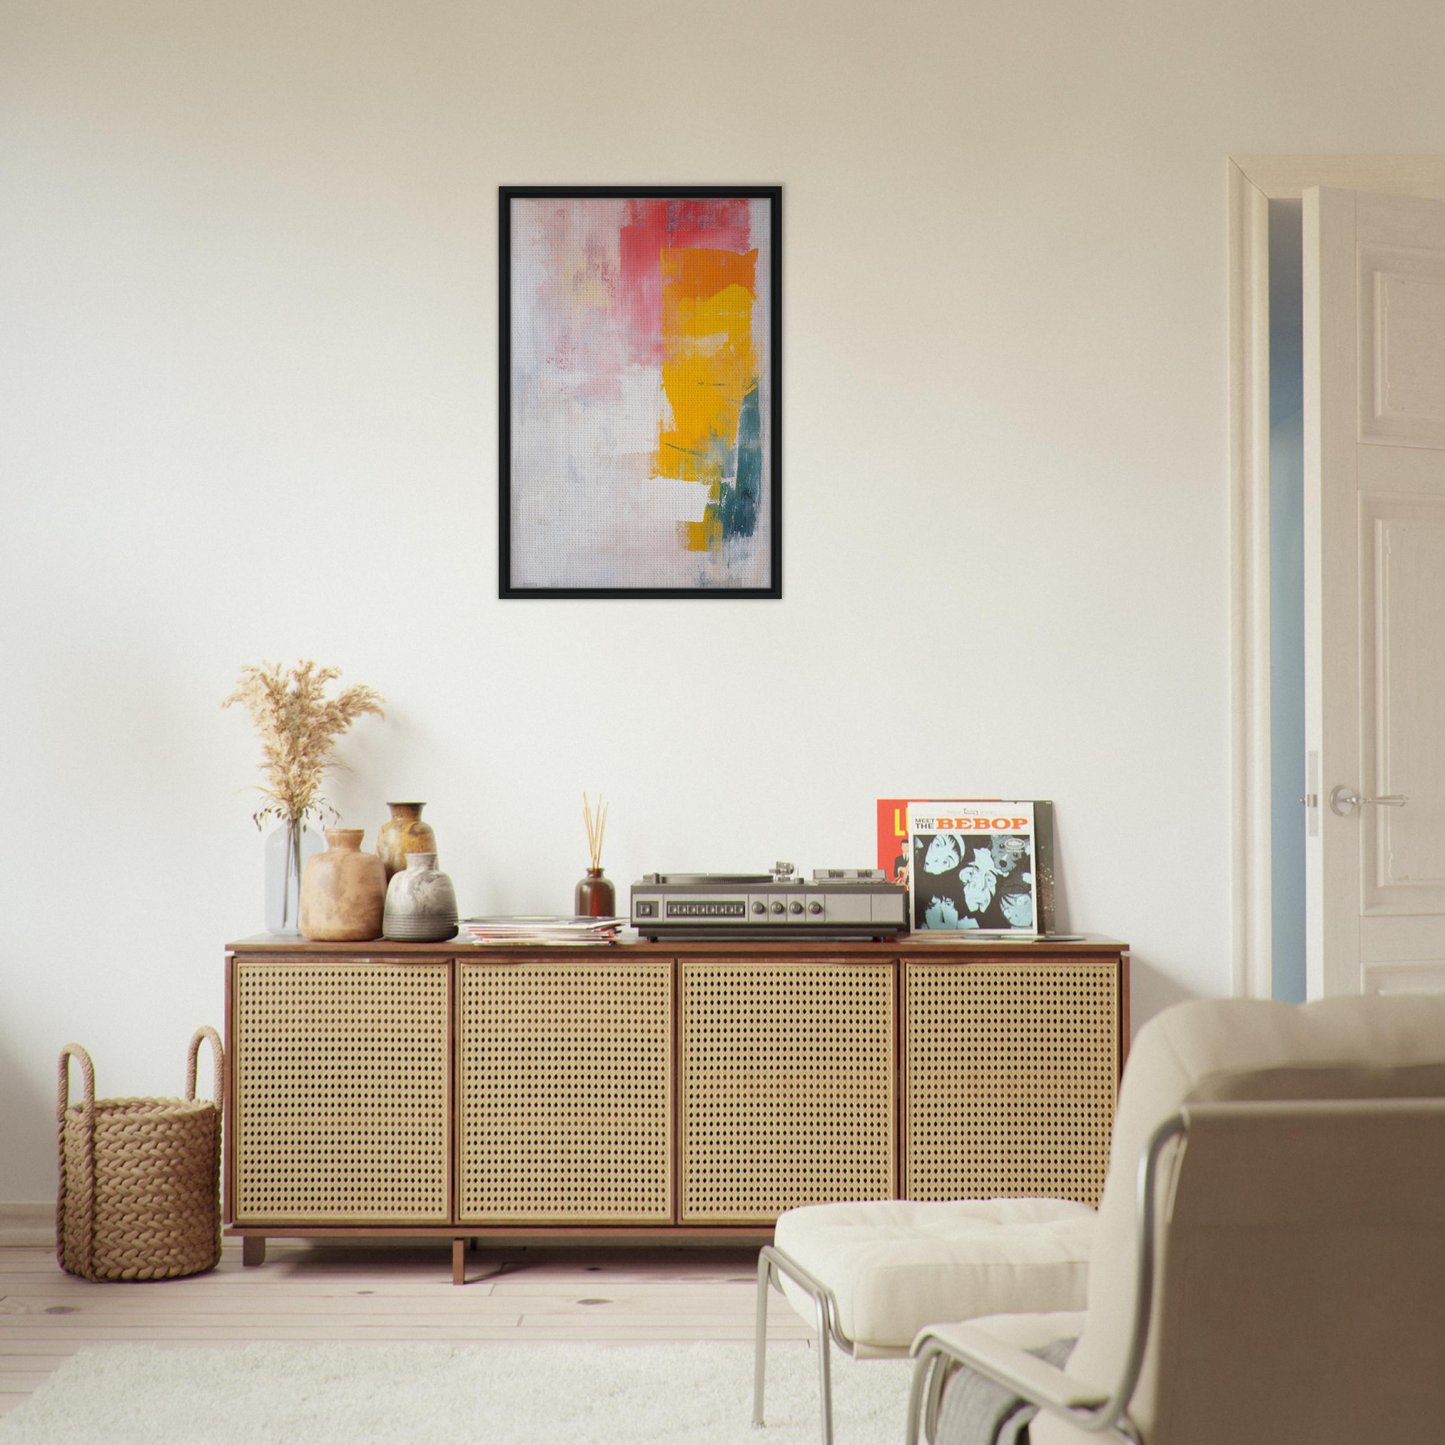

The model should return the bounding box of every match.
[719,381,761,539]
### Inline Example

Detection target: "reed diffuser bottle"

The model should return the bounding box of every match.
[575,792,616,917]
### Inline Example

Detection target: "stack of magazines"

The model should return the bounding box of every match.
[458,915,626,946]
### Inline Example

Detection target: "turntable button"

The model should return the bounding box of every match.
[808,902,823,915]
[752,901,766,914]
[789,901,804,915]
[770,902,785,915]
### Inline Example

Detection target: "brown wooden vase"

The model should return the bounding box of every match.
[376,802,438,881]
[299,829,385,941]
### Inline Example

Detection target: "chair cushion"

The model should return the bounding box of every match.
[772,1198,1096,1355]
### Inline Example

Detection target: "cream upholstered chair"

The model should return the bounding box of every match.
[753,1165,1098,1440]
[907,993,1445,1445]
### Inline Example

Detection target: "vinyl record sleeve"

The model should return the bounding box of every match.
[877,798,1055,933]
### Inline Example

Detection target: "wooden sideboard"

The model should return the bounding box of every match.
[224,935,1128,1281]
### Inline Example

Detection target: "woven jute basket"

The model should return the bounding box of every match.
[56,1026,224,1282]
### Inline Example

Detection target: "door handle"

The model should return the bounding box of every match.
[1329,786,1408,816]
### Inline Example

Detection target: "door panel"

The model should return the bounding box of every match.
[1358,246,1445,446]
[903,961,1117,1207]
[457,959,673,1223]
[233,960,450,1223]
[1306,187,1445,995]
[678,959,894,1223]
[1361,497,1445,917]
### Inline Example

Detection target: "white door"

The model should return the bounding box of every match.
[1305,186,1445,996]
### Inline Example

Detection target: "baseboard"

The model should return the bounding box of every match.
[0,1201,54,1247]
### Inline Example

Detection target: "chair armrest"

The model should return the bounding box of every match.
[914,1321,1106,1413]
[905,1320,1126,1445]
[938,1309,1086,1354]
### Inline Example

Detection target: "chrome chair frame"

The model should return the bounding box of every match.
[904,1114,1186,1445]
[753,1243,872,1445]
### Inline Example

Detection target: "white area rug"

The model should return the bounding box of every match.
[0,1340,914,1444]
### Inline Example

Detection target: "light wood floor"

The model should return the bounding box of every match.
[0,1239,812,1416]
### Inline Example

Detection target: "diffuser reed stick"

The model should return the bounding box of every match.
[576,792,615,917]
[582,792,608,870]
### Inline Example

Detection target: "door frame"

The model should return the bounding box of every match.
[1227,156,1445,999]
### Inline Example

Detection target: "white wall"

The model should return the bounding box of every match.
[3,0,1442,1200]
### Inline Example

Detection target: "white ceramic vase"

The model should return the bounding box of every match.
[382,853,458,942]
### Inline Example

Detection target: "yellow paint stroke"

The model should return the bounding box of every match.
[651,248,758,551]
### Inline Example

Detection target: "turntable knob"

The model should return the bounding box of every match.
[752,901,766,914]
[770,901,785,915]
[789,901,804,915]
[808,901,823,915]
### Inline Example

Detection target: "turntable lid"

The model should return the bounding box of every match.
[649,872,772,885]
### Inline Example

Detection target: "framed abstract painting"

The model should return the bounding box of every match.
[499,186,781,598]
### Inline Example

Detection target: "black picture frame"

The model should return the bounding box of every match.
[499,185,782,599]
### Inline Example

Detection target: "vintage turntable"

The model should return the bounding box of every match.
[630,862,906,940]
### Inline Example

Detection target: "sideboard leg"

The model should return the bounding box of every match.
[241,1236,266,1268]
[452,1237,465,1285]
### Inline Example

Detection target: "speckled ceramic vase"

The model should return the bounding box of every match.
[376,802,438,881]
[383,853,459,942]
[299,829,385,941]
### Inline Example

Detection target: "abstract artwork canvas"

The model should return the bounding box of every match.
[500,187,781,597]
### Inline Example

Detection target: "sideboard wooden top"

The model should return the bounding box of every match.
[227,932,1127,958]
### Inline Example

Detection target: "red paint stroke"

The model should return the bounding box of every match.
[619,199,752,365]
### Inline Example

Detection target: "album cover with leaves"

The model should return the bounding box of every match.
[889,799,1055,934]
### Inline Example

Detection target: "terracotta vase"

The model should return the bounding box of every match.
[574,867,616,918]
[376,802,438,881]
[383,853,459,942]
[299,829,385,941]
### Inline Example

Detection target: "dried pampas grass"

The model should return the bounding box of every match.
[223,660,385,828]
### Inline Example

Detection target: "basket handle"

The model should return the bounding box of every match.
[56,1043,98,1277]
[57,1043,95,1125]
[185,1026,225,1109]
